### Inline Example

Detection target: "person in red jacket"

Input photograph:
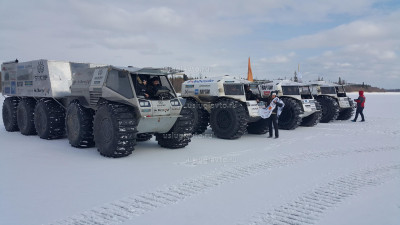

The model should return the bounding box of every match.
[352,90,366,122]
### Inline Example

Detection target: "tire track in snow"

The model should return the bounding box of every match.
[238,164,400,225]
[51,145,399,225]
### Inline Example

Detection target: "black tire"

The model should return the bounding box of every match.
[156,102,194,148]
[17,98,37,135]
[2,97,20,132]
[136,133,152,142]
[247,118,269,134]
[278,98,302,130]
[93,102,138,158]
[185,99,209,134]
[317,96,339,123]
[66,101,95,148]
[210,99,248,139]
[300,111,321,127]
[337,107,354,120]
[34,99,66,139]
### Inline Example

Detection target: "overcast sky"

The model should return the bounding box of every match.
[1,0,399,88]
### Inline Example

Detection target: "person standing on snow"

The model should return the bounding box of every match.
[352,90,366,122]
[266,92,284,138]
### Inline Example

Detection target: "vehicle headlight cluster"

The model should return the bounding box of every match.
[139,100,151,107]
[170,99,181,106]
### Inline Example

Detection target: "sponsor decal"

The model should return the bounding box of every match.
[73,80,91,85]
[34,75,48,81]
[157,108,170,112]
[194,89,199,95]
[25,81,33,86]
[263,91,270,95]
[185,85,194,88]
[37,61,45,73]
[10,81,16,94]
[141,109,151,112]
[184,89,194,95]
[187,79,215,83]
[94,81,101,84]
[199,84,210,87]
[4,87,11,94]
[34,88,50,95]
[199,89,210,94]
[17,81,24,87]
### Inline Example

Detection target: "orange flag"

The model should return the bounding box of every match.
[247,57,253,82]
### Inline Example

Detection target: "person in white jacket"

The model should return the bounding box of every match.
[266,92,284,138]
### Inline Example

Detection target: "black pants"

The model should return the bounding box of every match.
[354,107,365,121]
[268,114,279,137]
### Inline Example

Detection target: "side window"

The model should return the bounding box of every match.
[106,70,133,98]
[159,76,175,95]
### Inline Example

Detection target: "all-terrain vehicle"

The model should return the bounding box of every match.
[181,75,267,139]
[308,81,354,122]
[1,59,194,158]
[257,80,322,130]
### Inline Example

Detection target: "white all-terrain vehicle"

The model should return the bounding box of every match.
[181,75,267,139]
[1,59,194,158]
[308,81,354,122]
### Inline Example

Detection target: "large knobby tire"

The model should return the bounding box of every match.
[185,98,209,134]
[34,99,66,139]
[156,102,194,148]
[17,98,37,135]
[247,118,269,134]
[278,98,302,130]
[66,101,95,148]
[337,107,354,120]
[136,133,153,142]
[94,103,138,158]
[317,96,339,123]
[300,111,321,127]
[210,99,248,139]
[2,97,20,132]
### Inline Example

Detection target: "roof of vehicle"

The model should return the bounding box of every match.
[111,66,182,76]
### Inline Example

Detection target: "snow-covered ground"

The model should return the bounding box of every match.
[1,93,399,225]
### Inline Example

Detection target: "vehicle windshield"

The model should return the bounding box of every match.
[320,86,336,94]
[299,86,311,94]
[131,74,176,99]
[249,84,260,95]
[282,86,300,95]
[260,84,274,90]
[224,83,245,95]
[337,86,346,93]
[336,86,347,97]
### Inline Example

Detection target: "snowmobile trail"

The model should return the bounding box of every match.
[238,164,400,225]
[51,145,399,225]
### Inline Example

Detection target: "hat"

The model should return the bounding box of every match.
[271,92,277,96]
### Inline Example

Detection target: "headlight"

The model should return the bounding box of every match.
[139,100,151,107]
[170,99,181,106]
[303,99,309,103]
